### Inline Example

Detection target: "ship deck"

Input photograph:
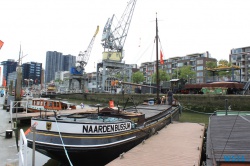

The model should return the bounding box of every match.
[11,104,174,122]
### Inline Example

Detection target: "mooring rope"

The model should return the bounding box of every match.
[54,117,73,166]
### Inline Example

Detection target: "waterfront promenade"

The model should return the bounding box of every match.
[0,96,19,166]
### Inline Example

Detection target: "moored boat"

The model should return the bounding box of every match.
[25,99,180,165]
[26,98,77,112]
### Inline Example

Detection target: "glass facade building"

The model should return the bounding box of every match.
[45,51,76,83]
[1,59,18,86]
[22,62,42,85]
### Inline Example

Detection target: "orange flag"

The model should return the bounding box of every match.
[0,40,4,50]
[2,77,6,87]
[160,50,164,65]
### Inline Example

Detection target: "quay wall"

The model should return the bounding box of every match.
[58,93,250,112]
[174,94,250,112]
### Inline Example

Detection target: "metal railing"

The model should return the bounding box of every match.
[242,81,250,95]
[19,129,27,166]
[10,100,28,128]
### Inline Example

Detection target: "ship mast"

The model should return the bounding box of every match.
[15,45,22,103]
[155,13,160,102]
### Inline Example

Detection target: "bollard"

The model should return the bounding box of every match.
[13,121,19,151]
[225,99,228,116]
[5,130,13,138]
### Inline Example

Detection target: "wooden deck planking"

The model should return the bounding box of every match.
[11,107,98,120]
[107,122,205,166]
[12,104,173,120]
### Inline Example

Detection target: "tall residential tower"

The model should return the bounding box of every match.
[45,51,76,83]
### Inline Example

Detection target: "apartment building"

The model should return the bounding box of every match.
[140,52,216,83]
[229,46,250,82]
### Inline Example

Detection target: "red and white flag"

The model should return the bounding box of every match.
[160,50,164,65]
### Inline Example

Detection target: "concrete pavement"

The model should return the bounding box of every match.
[0,95,19,166]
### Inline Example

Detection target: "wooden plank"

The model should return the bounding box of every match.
[11,107,98,120]
[107,122,205,166]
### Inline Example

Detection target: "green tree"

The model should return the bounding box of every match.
[218,59,232,78]
[206,61,217,69]
[115,73,128,82]
[218,59,231,67]
[152,69,170,83]
[206,61,218,76]
[172,68,180,79]
[132,71,145,84]
[179,66,196,82]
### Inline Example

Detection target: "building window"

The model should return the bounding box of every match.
[197,60,203,65]
[197,78,203,83]
[178,63,183,67]
[197,72,203,77]
[232,48,242,54]
[197,66,203,71]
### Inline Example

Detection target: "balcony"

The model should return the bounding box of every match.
[190,62,196,66]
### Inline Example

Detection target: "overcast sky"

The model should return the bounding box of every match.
[1,0,250,72]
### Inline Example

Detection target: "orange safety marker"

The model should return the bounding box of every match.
[109,100,114,108]
[25,122,38,135]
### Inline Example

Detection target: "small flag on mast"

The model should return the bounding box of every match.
[0,40,4,50]
[160,50,164,65]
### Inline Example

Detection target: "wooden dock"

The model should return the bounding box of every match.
[106,122,205,166]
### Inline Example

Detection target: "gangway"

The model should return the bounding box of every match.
[242,81,250,95]
[10,100,28,127]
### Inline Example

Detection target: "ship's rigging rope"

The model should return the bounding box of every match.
[134,40,154,64]
[54,117,73,166]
